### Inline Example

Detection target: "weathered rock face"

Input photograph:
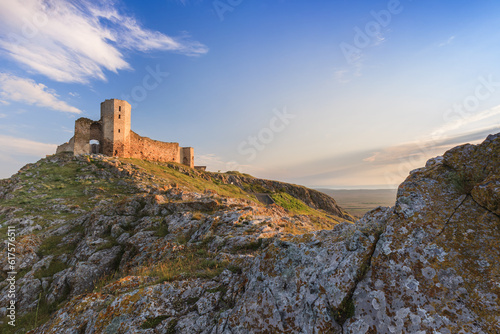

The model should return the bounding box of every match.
[1,133,499,333]
[32,211,384,334]
[345,133,500,334]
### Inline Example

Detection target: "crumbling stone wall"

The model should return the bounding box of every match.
[72,118,103,155]
[129,131,180,163]
[56,137,74,154]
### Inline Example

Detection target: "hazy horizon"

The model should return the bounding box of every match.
[1,0,499,188]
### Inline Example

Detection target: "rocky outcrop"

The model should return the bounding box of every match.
[1,133,499,333]
[32,209,385,334]
[345,133,500,333]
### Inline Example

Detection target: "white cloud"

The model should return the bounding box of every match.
[0,134,58,178]
[0,113,6,118]
[438,35,456,47]
[0,0,208,84]
[334,61,363,83]
[0,73,82,113]
[0,134,57,156]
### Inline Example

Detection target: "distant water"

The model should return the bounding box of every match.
[316,188,398,218]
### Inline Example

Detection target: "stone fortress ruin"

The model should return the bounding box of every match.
[57,99,194,168]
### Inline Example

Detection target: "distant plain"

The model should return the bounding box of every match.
[317,189,398,218]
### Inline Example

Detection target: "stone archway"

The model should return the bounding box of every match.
[89,122,103,154]
[89,140,100,154]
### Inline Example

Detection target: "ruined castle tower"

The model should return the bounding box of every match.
[56,99,195,168]
[100,99,131,157]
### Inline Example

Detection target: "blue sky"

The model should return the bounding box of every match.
[1,0,500,188]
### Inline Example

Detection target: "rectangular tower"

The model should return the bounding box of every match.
[180,147,194,168]
[101,99,131,157]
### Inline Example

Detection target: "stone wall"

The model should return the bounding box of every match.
[129,131,180,163]
[56,137,74,154]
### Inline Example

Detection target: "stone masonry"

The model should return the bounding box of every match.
[56,99,194,168]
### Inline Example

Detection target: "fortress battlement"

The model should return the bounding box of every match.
[56,99,194,168]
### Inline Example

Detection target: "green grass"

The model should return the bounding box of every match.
[37,235,77,257]
[153,223,170,237]
[272,192,308,212]
[271,192,328,218]
[206,285,228,295]
[124,159,257,202]
[135,245,233,283]
[2,157,131,220]
[166,319,179,334]
[227,265,242,274]
[140,315,169,329]
[332,296,355,325]
[34,259,68,279]
[0,288,70,334]
[241,182,270,194]
[447,169,484,195]
[95,237,119,251]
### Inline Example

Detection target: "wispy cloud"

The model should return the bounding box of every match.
[334,61,363,83]
[363,125,500,166]
[0,73,82,113]
[0,134,57,177]
[365,104,500,166]
[0,113,6,118]
[438,35,456,47]
[0,134,57,156]
[0,0,208,84]
[336,7,392,83]
[285,106,500,188]
[431,104,500,138]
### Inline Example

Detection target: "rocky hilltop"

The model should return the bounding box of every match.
[0,134,499,333]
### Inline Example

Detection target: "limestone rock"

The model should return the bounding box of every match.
[344,134,500,334]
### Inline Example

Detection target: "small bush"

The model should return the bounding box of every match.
[140,315,169,329]
[154,223,169,237]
